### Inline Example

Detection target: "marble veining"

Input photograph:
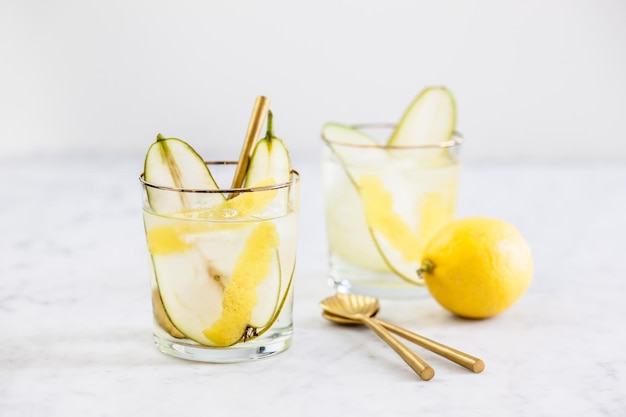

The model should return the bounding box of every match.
[1,153,625,416]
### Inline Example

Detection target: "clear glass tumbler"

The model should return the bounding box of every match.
[140,162,300,362]
[321,124,462,298]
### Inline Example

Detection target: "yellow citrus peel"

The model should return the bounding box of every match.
[203,221,279,346]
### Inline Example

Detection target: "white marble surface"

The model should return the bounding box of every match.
[1,153,625,416]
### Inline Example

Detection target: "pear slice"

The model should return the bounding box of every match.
[322,122,387,169]
[143,134,223,213]
[151,248,227,346]
[244,111,291,187]
[387,86,456,146]
[243,111,293,223]
[151,288,185,339]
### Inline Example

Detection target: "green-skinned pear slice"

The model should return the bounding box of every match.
[388,86,456,146]
[143,134,223,213]
[244,111,291,187]
[322,122,387,169]
[244,138,291,186]
[243,111,293,220]
[151,288,185,338]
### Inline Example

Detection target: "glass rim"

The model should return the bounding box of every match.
[139,161,300,193]
[322,123,464,149]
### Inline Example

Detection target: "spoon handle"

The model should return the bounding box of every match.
[374,318,485,373]
[360,316,434,381]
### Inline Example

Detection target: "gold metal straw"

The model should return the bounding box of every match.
[228,95,270,198]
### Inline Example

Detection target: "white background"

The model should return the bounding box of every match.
[1,0,625,162]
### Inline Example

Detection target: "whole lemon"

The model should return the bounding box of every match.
[420,217,533,319]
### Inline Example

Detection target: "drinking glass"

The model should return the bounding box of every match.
[321,124,461,298]
[140,162,300,362]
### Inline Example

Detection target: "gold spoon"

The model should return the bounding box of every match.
[320,293,435,381]
[322,310,485,373]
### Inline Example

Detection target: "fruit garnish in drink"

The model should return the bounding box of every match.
[143,111,295,346]
[144,134,223,213]
[244,111,291,187]
[419,217,533,318]
[322,86,457,284]
[387,86,456,146]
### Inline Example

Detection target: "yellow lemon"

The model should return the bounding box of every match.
[420,217,533,319]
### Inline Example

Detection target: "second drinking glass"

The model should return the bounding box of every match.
[321,124,462,298]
